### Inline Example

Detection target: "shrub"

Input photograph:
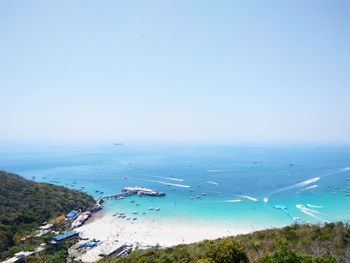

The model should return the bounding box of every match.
[205,238,249,263]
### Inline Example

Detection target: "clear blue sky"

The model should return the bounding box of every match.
[0,1,349,144]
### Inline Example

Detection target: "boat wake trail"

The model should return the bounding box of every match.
[302,184,318,191]
[269,166,350,196]
[207,169,232,173]
[270,177,320,195]
[151,176,184,182]
[296,204,329,223]
[135,174,184,182]
[236,194,259,202]
[223,199,243,203]
[306,204,323,208]
[297,177,320,187]
[207,181,219,185]
[145,180,191,188]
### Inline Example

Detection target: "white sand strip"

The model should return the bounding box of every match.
[76,213,262,249]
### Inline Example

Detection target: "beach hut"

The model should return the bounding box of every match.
[66,210,78,220]
[54,230,78,242]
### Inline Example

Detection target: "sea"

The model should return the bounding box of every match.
[1,143,350,229]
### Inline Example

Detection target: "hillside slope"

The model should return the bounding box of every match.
[102,223,350,263]
[0,171,95,258]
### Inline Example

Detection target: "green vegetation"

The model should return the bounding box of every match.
[2,171,350,263]
[0,171,95,260]
[102,223,350,263]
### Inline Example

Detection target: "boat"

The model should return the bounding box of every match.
[155,208,160,211]
[122,187,166,197]
[263,197,269,203]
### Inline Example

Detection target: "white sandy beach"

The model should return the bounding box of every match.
[76,212,263,250]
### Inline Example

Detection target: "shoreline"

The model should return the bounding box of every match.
[76,211,272,248]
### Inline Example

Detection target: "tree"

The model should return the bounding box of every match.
[205,238,249,263]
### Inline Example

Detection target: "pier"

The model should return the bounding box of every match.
[102,187,166,200]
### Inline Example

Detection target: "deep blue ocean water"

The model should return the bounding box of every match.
[1,143,350,229]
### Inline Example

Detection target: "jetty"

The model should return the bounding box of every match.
[102,187,165,200]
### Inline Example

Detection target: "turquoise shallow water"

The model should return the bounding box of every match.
[1,143,350,229]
